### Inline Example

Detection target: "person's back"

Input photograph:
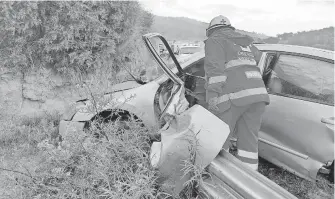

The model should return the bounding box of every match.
[205,28,269,112]
[204,15,269,171]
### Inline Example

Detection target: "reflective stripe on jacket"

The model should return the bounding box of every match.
[204,28,270,113]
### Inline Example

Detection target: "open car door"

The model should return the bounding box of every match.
[142,33,231,196]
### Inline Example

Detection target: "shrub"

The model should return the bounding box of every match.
[0,1,153,74]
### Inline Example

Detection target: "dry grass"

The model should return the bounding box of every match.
[258,158,334,199]
[0,113,61,199]
[0,111,204,199]
[0,114,160,199]
[229,147,334,199]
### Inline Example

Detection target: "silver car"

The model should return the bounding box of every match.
[59,33,334,184]
[255,44,334,182]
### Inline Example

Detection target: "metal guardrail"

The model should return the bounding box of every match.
[200,175,243,199]
[199,150,298,199]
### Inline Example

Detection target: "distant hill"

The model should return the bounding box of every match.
[262,27,334,51]
[151,16,269,42]
[150,16,334,51]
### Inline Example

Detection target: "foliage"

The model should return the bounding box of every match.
[283,27,334,51]
[33,120,162,199]
[0,114,157,199]
[0,1,153,74]
[262,27,334,51]
[262,37,280,44]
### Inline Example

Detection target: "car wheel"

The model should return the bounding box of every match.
[88,110,160,143]
[87,110,135,138]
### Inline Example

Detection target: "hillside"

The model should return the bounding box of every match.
[151,16,269,42]
[150,16,207,42]
[262,27,334,51]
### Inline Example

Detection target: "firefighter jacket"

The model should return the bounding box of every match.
[204,28,270,113]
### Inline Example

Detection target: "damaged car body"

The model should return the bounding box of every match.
[255,44,334,182]
[59,32,332,198]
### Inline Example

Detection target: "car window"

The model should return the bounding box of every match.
[267,54,334,105]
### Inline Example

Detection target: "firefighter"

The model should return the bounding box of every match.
[204,15,270,171]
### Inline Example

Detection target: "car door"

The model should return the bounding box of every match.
[259,52,334,181]
[142,33,231,194]
[142,33,187,121]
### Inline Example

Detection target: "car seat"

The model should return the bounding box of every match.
[268,76,283,93]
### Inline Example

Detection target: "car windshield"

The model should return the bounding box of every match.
[118,38,198,83]
[117,40,165,83]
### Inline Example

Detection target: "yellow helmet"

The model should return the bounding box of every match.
[206,15,232,37]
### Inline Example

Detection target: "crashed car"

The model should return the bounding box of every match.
[59,33,333,196]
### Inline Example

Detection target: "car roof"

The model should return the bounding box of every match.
[254,44,334,61]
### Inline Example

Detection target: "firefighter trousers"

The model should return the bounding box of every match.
[218,101,266,170]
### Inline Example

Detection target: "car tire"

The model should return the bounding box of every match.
[88,110,142,139]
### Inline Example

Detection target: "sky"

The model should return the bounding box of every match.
[139,0,335,36]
